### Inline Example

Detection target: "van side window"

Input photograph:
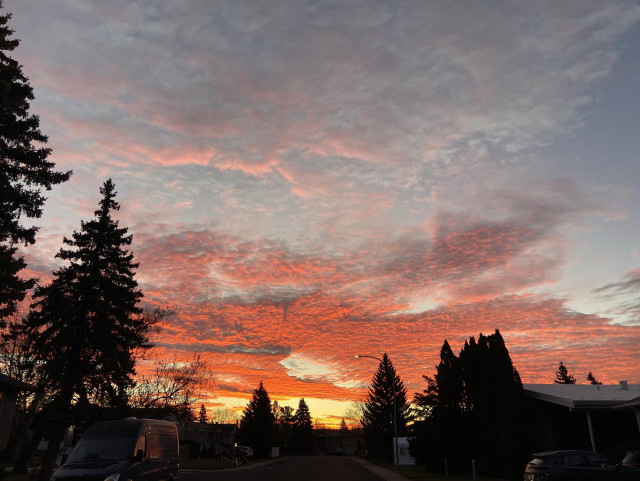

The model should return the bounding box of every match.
[135,435,146,458]
[148,434,177,459]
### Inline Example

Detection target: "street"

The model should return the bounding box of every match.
[182,456,397,481]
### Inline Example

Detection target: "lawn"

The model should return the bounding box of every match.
[366,459,510,481]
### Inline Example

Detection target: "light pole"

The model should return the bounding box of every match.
[355,354,400,470]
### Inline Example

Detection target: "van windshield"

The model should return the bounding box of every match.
[67,437,133,463]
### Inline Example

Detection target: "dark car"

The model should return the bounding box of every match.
[236,446,254,458]
[623,452,640,468]
[524,450,640,481]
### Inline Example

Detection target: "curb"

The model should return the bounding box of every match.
[351,457,408,481]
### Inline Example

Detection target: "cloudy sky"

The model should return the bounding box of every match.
[7,0,640,424]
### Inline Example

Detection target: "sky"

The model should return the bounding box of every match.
[6,0,640,426]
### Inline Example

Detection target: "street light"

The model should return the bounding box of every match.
[355,354,400,470]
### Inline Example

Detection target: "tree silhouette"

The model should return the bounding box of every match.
[412,340,465,468]
[199,404,208,424]
[20,179,152,481]
[0,1,71,325]
[340,418,349,432]
[238,381,275,458]
[361,353,411,460]
[129,354,212,420]
[587,371,602,385]
[272,401,294,454]
[460,330,528,478]
[554,361,576,384]
[292,398,313,454]
[412,330,530,479]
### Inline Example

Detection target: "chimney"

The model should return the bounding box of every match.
[620,380,628,390]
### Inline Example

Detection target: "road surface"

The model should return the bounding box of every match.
[182,456,405,481]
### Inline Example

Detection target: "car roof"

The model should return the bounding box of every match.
[532,450,595,456]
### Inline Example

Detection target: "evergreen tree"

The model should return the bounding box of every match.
[292,398,313,455]
[340,418,348,432]
[199,404,208,424]
[272,401,295,454]
[361,353,411,460]
[0,2,71,324]
[238,381,275,458]
[554,361,576,384]
[412,330,530,479]
[460,330,529,479]
[20,179,151,481]
[412,340,465,468]
[587,371,602,385]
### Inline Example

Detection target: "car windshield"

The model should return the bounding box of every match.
[67,437,133,463]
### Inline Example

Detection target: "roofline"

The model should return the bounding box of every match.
[523,386,640,411]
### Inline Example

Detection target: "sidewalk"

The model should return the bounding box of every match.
[352,457,409,481]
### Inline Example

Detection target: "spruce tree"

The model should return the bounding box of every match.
[0,2,71,324]
[238,381,275,458]
[199,404,208,424]
[340,418,348,432]
[412,340,465,467]
[21,179,150,481]
[587,371,602,385]
[361,353,411,460]
[460,330,528,479]
[554,361,576,384]
[412,330,530,478]
[292,398,313,454]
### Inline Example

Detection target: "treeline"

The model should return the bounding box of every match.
[355,331,530,480]
[237,381,315,457]
[410,330,530,480]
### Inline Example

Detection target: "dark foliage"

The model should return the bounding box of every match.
[18,180,152,480]
[361,353,411,460]
[0,2,71,324]
[238,381,275,458]
[411,330,531,480]
[411,340,467,469]
[199,404,208,424]
[292,398,313,454]
[554,361,576,384]
[587,371,602,385]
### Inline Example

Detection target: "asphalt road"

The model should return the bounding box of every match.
[182,456,402,481]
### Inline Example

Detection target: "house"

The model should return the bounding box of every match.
[312,427,361,456]
[0,373,35,451]
[524,382,640,456]
[176,421,237,458]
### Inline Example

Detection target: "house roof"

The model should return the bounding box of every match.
[523,383,640,411]
[0,373,36,392]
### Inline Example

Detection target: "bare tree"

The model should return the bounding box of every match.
[130,354,214,420]
[212,407,240,424]
[344,399,366,429]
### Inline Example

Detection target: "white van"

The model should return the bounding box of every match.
[51,418,179,481]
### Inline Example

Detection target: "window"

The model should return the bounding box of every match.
[148,434,177,459]
[135,435,146,458]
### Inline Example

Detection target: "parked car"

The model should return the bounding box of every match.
[51,418,179,481]
[622,452,640,468]
[236,445,254,457]
[524,450,640,481]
